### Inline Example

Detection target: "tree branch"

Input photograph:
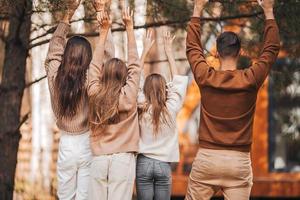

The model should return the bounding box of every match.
[145,58,188,64]
[29,11,263,49]
[16,112,30,131]
[25,75,47,88]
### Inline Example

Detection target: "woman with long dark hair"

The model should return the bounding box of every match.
[44,0,113,199]
[136,31,189,200]
[87,8,141,200]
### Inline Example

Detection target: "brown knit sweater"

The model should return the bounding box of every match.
[186,18,280,152]
[45,22,114,134]
[87,29,141,156]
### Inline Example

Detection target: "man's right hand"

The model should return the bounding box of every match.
[193,0,208,17]
[258,0,275,19]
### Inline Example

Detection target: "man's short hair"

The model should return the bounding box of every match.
[216,31,241,58]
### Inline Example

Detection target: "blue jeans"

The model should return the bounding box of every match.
[136,154,172,200]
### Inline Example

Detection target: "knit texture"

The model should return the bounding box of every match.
[186,18,280,152]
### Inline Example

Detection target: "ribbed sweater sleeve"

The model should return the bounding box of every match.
[87,31,115,96]
[45,22,70,78]
[120,29,142,110]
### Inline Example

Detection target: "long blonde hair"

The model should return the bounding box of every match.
[140,73,171,134]
[89,58,128,131]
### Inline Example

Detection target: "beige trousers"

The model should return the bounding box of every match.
[185,148,253,200]
[57,131,92,200]
[88,152,136,200]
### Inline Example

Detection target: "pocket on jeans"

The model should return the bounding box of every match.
[110,153,135,182]
[190,155,215,181]
[136,161,151,178]
[90,156,108,181]
[235,161,252,180]
[57,144,75,169]
[158,162,172,179]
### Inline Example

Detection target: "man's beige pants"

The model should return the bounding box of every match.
[185,148,253,200]
[88,152,136,200]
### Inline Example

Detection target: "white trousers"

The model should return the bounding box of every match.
[57,131,92,200]
[88,153,136,200]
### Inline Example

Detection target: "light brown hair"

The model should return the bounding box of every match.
[140,73,171,134]
[89,58,128,131]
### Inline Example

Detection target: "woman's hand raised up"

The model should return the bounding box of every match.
[122,7,134,30]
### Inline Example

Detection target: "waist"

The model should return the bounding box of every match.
[60,130,90,137]
[198,140,251,152]
[90,130,140,156]
[198,147,250,157]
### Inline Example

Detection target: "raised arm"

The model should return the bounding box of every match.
[121,7,142,105]
[164,31,178,80]
[93,0,115,61]
[138,30,155,105]
[45,0,80,77]
[186,0,210,86]
[248,0,280,87]
[140,30,155,70]
[87,11,111,96]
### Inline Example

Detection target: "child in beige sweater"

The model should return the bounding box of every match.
[87,7,141,200]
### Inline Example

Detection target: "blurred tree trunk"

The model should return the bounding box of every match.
[0,0,32,199]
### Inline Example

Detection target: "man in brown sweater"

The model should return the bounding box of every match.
[185,0,280,199]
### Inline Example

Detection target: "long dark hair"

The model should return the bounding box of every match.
[89,58,128,131]
[54,36,92,119]
[140,73,171,134]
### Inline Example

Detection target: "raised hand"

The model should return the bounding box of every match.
[193,0,209,17]
[163,31,176,56]
[141,30,155,66]
[257,0,275,19]
[143,30,155,55]
[122,7,134,30]
[163,31,178,78]
[64,0,81,22]
[93,0,109,12]
[258,0,274,11]
[97,11,112,31]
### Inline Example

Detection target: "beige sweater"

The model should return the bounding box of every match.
[45,22,89,134]
[88,29,141,156]
[45,22,114,134]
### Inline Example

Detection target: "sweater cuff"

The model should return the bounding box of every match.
[190,17,201,23]
[54,22,70,37]
[265,19,276,25]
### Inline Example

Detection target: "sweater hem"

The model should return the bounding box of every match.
[92,147,139,156]
[139,153,179,163]
[198,140,251,152]
[57,126,89,135]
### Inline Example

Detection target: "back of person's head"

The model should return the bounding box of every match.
[89,58,128,131]
[217,31,241,58]
[142,73,171,134]
[55,36,92,119]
